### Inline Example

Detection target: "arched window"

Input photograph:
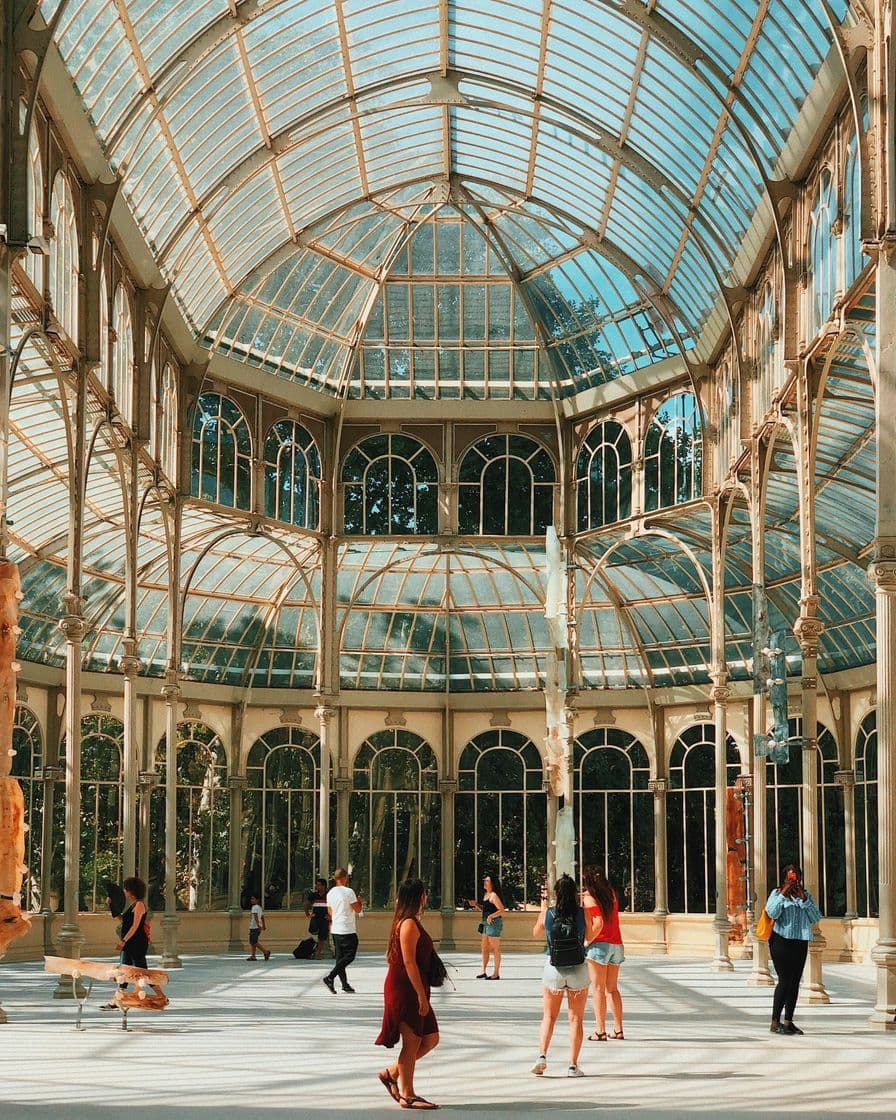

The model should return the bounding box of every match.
[756,282,778,417]
[458,435,555,535]
[149,722,229,911]
[76,715,124,912]
[573,728,653,911]
[717,358,739,480]
[764,717,846,915]
[25,125,43,291]
[855,709,877,918]
[575,421,632,530]
[158,362,178,480]
[342,434,437,535]
[11,705,43,912]
[843,132,862,290]
[191,393,252,509]
[808,169,837,337]
[644,392,702,511]
[348,730,440,909]
[667,723,739,913]
[99,267,109,390]
[455,729,547,909]
[242,726,325,910]
[48,172,79,340]
[264,419,322,529]
[111,284,134,425]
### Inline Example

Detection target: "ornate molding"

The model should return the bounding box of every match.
[161,683,182,705]
[182,700,202,719]
[279,707,303,725]
[834,769,856,791]
[793,612,824,655]
[57,612,86,643]
[118,654,142,677]
[489,710,511,727]
[333,776,352,793]
[438,778,458,795]
[648,778,669,795]
[384,709,406,727]
[709,686,731,705]
[315,704,336,724]
[226,775,248,791]
[868,560,896,591]
[89,693,111,713]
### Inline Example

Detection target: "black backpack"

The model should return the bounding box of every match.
[548,908,585,968]
[292,937,316,959]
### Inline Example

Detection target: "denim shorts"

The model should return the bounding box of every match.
[483,917,503,937]
[585,941,625,965]
[542,961,590,992]
[249,928,261,945]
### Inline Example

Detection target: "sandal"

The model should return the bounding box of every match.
[588,1031,607,1041]
[400,1096,439,1110]
[610,1029,625,1040]
[378,1070,400,1104]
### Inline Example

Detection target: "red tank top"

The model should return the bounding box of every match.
[585,895,623,945]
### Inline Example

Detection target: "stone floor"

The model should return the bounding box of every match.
[0,950,893,1118]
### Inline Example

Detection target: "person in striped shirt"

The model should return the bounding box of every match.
[765,864,823,1035]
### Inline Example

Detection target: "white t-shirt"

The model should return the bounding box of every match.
[327,885,358,935]
[249,903,264,930]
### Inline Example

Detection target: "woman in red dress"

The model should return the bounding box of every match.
[376,879,440,1110]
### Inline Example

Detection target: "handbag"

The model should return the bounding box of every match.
[755,908,774,941]
[477,922,485,935]
[428,949,448,988]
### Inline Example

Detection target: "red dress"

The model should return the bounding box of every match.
[375,919,439,1048]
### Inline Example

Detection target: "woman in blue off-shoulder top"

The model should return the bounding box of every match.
[765,863,823,1036]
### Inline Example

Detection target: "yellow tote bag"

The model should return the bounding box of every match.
[755,908,774,941]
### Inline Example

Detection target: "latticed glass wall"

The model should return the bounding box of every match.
[241,726,326,910]
[573,728,654,912]
[11,705,44,912]
[644,393,702,512]
[191,392,252,508]
[458,435,555,535]
[575,421,632,530]
[263,420,322,529]
[455,730,547,910]
[342,435,438,535]
[74,715,124,912]
[348,730,441,910]
[855,710,878,918]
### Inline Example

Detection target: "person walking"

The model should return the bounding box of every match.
[765,863,822,1035]
[376,879,440,1110]
[468,873,506,979]
[305,876,331,959]
[581,865,625,1041]
[100,876,166,1009]
[323,867,363,994]
[530,873,589,1078]
[246,893,271,960]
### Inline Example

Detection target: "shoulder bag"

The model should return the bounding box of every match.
[755,908,774,941]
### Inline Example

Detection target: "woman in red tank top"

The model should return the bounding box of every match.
[376,879,440,1110]
[582,865,625,1042]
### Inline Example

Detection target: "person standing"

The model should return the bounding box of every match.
[376,879,440,1110]
[305,876,331,959]
[100,876,166,1009]
[765,863,822,1035]
[324,868,363,994]
[468,873,506,979]
[246,893,271,961]
[581,865,625,1041]
[531,874,589,1078]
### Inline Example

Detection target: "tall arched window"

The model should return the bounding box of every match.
[756,282,778,417]
[455,729,547,909]
[808,169,837,337]
[717,358,739,480]
[48,172,79,340]
[76,715,124,912]
[855,709,877,918]
[764,717,846,915]
[575,421,632,530]
[458,435,555,535]
[111,284,135,425]
[26,126,43,291]
[150,722,229,911]
[242,726,325,910]
[158,362,178,480]
[573,728,653,911]
[667,723,739,913]
[342,434,437,535]
[348,730,440,909]
[11,705,44,912]
[644,392,702,511]
[99,267,109,390]
[191,392,252,508]
[843,132,862,290]
[264,419,322,529]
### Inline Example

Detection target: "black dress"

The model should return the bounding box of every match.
[120,903,149,970]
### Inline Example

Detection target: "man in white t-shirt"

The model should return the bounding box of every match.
[246,894,270,961]
[323,868,363,993]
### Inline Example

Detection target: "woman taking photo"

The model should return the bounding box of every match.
[376,879,440,1110]
[468,873,506,980]
[765,863,822,1035]
[531,873,589,1078]
[581,865,625,1041]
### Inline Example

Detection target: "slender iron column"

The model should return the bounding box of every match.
[160,681,182,968]
[711,678,734,971]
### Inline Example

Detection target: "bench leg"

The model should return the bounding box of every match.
[73,976,92,1031]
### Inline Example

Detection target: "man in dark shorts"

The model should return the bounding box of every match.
[305,877,330,959]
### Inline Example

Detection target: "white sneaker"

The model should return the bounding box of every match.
[568,1065,585,1077]
[531,1056,547,1075]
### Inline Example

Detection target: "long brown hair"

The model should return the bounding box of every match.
[582,865,616,922]
[386,879,428,964]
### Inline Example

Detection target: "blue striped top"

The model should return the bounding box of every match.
[765,889,823,940]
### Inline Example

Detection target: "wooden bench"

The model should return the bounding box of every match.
[44,955,170,1031]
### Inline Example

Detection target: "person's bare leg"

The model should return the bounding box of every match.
[396,1023,423,1100]
[566,988,588,1068]
[490,936,501,977]
[480,934,490,974]
[539,989,563,1057]
[606,964,623,1034]
[591,961,608,1034]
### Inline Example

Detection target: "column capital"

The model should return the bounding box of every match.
[648,777,669,795]
[710,684,731,704]
[137,770,159,788]
[161,682,181,704]
[57,612,86,642]
[227,775,248,791]
[793,612,824,655]
[36,765,63,782]
[333,776,352,792]
[438,778,458,795]
[735,773,754,794]
[315,703,337,724]
[118,653,142,677]
[834,768,856,791]
[868,559,896,591]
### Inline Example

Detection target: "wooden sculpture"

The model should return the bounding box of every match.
[0,560,31,958]
[44,956,170,1011]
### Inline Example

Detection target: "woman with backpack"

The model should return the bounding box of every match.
[530,873,589,1078]
[582,865,625,1041]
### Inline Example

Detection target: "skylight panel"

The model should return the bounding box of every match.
[360,105,445,193]
[449,0,544,84]
[451,104,532,191]
[206,170,289,289]
[344,0,438,85]
[130,0,221,76]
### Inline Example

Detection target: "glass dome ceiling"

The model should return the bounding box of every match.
[38,0,845,398]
